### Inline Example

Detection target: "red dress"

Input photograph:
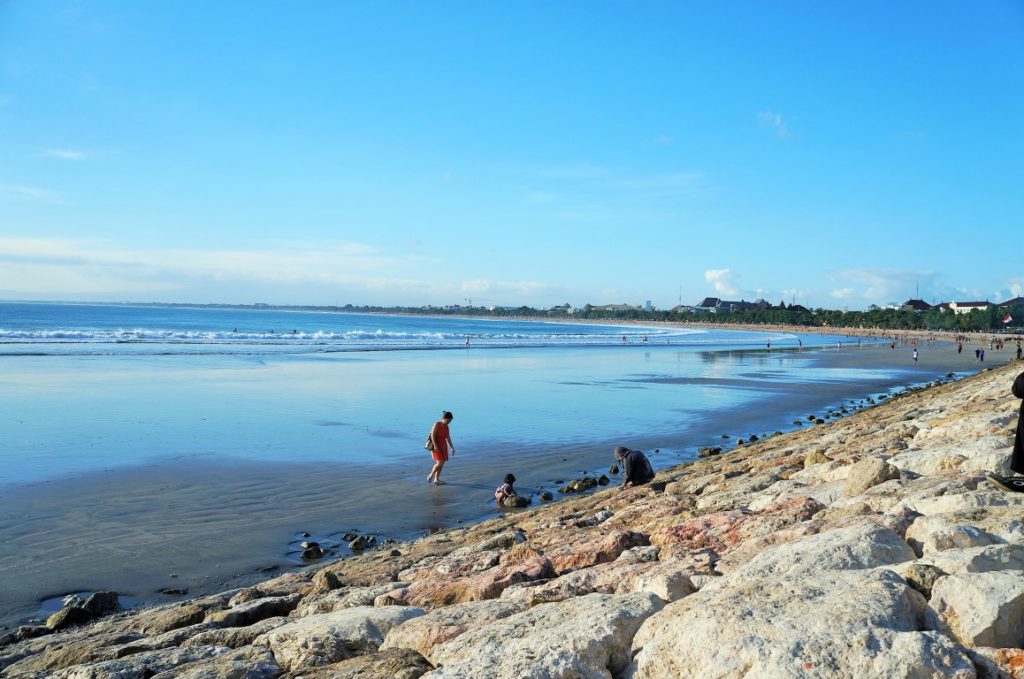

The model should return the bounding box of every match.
[431,421,449,462]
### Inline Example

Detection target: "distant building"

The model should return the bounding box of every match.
[901,299,932,312]
[694,297,721,313]
[948,301,990,315]
[590,303,640,313]
[999,297,1024,308]
[547,303,575,315]
[644,300,652,312]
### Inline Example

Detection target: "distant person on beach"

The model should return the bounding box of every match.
[614,446,655,490]
[976,348,981,361]
[981,349,986,362]
[427,411,455,485]
[988,372,1024,493]
[912,349,918,364]
[495,473,528,507]
[1017,343,1022,360]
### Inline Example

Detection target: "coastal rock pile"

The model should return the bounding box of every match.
[4,362,1024,677]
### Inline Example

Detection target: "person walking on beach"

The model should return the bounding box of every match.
[912,348,918,364]
[988,372,1024,492]
[427,411,455,485]
[614,446,655,490]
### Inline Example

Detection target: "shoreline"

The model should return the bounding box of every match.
[2,346,1015,630]
[3,357,1023,675]
[0,340,1017,633]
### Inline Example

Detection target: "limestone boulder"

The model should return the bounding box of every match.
[253,606,425,672]
[294,583,405,616]
[376,556,554,607]
[500,557,694,607]
[547,530,649,572]
[205,594,301,627]
[150,645,281,679]
[229,572,312,605]
[919,544,1024,575]
[380,600,526,662]
[279,648,433,678]
[426,592,663,678]
[906,517,1003,556]
[627,569,973,678]
[725,523,916,583]
[927,571,1024,648]
[843,456,901,496]
[181,616,289,649]
[47,644,232,679]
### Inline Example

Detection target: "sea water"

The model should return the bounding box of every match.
[0,302,949,487]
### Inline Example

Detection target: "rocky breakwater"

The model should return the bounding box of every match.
[4,362,1024,678]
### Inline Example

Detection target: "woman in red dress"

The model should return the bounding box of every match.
[427,411,455,485]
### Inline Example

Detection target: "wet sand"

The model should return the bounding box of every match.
[0,339,1017,630]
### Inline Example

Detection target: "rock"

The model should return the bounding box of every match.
[350,535,376,550]
[151,644,281,679]
[182,616,289,649]
[804,450,831,467]
[230,572,313,605]
[594,509,613,524]
[500,494,530,508]
[906,517,1004,556]
[927,571,1024,647]
[130,601,219,635]
[279,648,434,678]
[426,592,663,678]
[303,545,326,559]
[970,647,1024,679]
[1,630,145,674]
[46,606,93,630]
[697,447,722,458]
[597,475,610,485]
[205,594,301,627]
[843,456,901,496]
[44,645,234,679]
[628,568,972,678]
[158,587,189,596]
[306,569,344,595]
[539,491,553,501]
[380,600,526,662]
[549,530,649,572]
[378,556,554,607]
[899,563,948,599]
[559,476,599,494]
[609,464,619,474]
[253,606,426,672]
[83,592,119,617]
[920,544,1024,575]
[727,523,916,582]
[296,584,406,617]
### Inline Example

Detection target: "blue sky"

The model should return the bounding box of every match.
[1,1,1022,309]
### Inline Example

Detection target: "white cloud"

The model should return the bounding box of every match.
[828,268,948,305]
[0,183,63,203]
[42,149,86,161]
[705,269,739,297]
[1007,280,1024,299]
[758,110,790,139]
[0,237,561,306]
[830,288,854,299]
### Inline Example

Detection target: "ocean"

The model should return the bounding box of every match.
[0,302,998,627]
[0,301,826,486]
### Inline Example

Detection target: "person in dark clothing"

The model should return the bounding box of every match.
[614,446,655,489]
[987,372,1024,492]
